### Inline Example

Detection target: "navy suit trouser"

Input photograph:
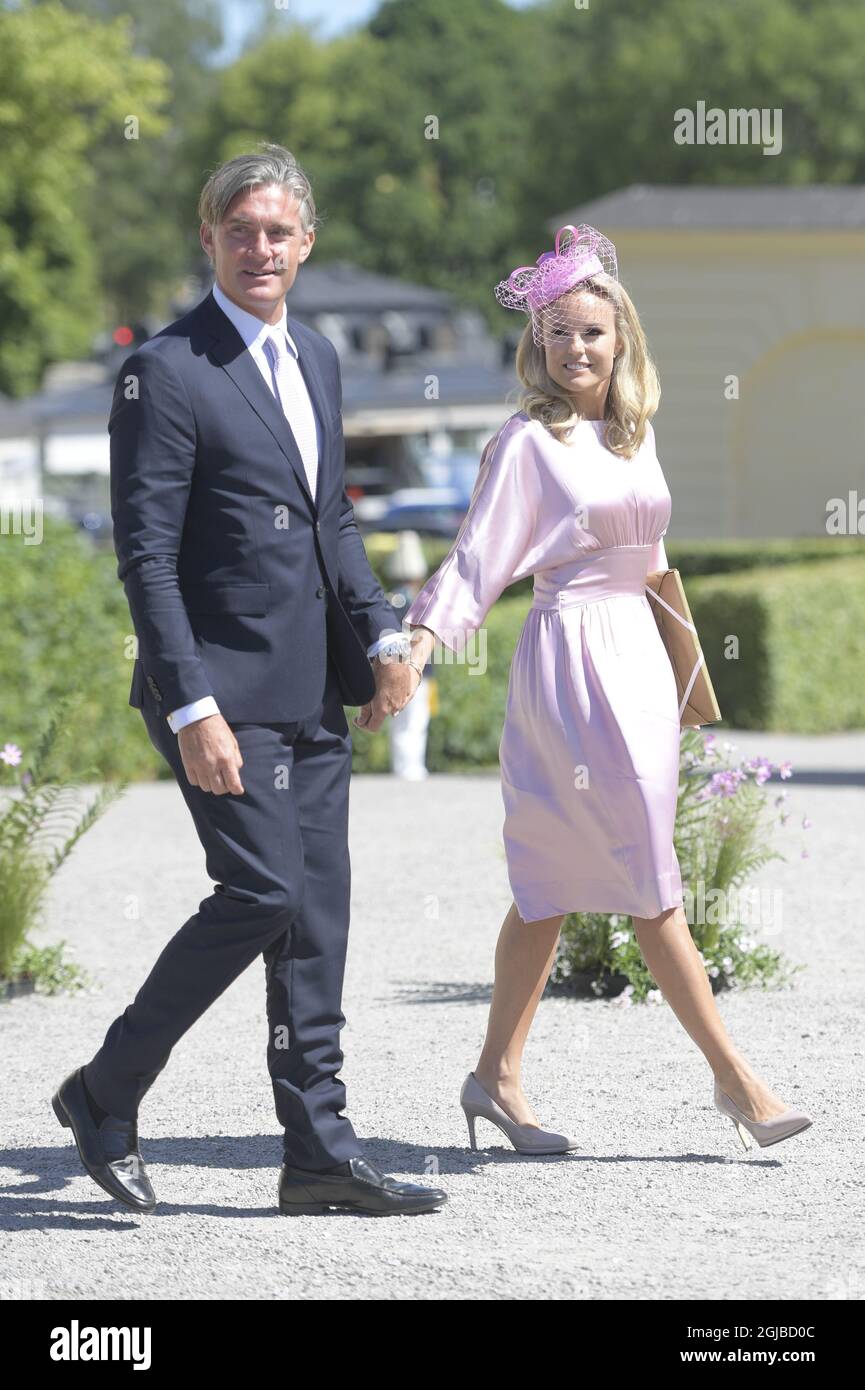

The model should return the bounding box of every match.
[83,658,364,1169]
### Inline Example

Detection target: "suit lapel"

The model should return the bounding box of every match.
[202,291,332,512]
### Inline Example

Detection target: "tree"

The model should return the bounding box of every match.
[35,0,226,322]
[529,0,865,201]
[0,0,170,396]
[184,0,535,328]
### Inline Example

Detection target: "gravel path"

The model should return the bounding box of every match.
[1,733,862,1301]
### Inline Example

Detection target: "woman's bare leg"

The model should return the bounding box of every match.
[473,898,791,1128]
[473,902,565,1126]
[632,904,789,1121]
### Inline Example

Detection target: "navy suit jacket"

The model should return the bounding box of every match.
[109,289,403,721]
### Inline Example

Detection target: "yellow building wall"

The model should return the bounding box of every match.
[604,231,865,539]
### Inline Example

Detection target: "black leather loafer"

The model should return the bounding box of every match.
[278,1154,447,1216]
[52,1068,156,1213]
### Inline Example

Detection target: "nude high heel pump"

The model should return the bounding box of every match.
[460,1072,579,1154]
[713,1079,813,1151]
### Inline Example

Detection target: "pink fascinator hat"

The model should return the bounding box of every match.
[494,223,619,346]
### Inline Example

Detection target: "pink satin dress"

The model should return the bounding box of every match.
[404,409,684,924]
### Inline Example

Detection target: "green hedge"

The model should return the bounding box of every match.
[662,536,865,578]
[0,517,164,781]
[687,555,865,731]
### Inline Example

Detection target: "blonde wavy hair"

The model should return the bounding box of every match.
[512,276,661,460]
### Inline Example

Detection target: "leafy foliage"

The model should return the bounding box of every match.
[0,692,126,987]
[0,0,170,394]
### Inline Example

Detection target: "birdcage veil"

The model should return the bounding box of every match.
[494,223,619,348]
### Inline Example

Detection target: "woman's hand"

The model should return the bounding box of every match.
[353,630,432,731]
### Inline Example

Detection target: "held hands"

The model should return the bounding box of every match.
[177,632,438,773]
[177,713,245,795]
[353,627,436,734]
[352,656,421,733]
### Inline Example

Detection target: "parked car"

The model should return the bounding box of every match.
[355,448,482,535]
[414,449,480,500]
[371,488,469,538]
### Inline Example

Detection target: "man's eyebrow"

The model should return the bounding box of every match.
[227,216,296,230]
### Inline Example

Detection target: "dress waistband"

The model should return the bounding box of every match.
[531,545,653,610]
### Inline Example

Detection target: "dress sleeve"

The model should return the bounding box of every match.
[647,533,669,572]
[404,420,541,652]
[645,421,670,572]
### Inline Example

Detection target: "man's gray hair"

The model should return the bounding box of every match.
[198,143,318,234]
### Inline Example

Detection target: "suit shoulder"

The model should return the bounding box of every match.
[113,302,206,384]
[112,337,184,394]
[125,292,216,366]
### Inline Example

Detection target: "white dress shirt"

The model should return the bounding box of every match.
[165,280,404,734]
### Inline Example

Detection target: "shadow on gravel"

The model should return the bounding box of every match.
[0,1132,785,1227]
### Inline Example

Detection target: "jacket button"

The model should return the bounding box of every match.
[315,521,321,534]
[316,585,326,598]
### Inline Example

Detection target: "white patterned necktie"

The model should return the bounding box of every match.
[264,329,319,502]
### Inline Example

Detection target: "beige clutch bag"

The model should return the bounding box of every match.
[645,568,722,728]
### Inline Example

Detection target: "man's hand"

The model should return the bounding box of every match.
[177,713,245,794]
[353,656,421,734]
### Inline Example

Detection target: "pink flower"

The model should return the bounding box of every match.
[778,762,793,779]
[743,756,774,785]
[802,817,812,830]
[1,742,22,766]
[706,768,745,798]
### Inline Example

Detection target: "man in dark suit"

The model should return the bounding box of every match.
[52,144,444,1218]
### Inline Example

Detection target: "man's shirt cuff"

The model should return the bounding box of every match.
[166,696,221,734]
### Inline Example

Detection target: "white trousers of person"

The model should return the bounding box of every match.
[387,677,431,780]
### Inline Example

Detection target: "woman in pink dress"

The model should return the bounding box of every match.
[400,225,812,1155]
